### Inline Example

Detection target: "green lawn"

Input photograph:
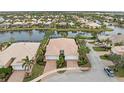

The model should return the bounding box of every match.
[110,66,124,77]
[88,41,95,44]
[0,27,113,33]
[80,62,91,67]
[115,68,124,77]
[23,63,44,82]
[100,55,110,60]
[93,47,109,51]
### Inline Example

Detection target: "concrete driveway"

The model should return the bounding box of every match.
[44,43,118,82]
[8,71,26,82]
[66,61,78,68]
[43,61,56,73]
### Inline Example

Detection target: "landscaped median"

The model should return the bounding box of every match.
[93,46,111,51]
[75,37,91,68]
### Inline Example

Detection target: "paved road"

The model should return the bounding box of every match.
[44,43,118,82]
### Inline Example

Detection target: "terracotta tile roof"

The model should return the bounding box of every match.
[112,46,124,55]
[0,42,40,67]
[45,38,78,56]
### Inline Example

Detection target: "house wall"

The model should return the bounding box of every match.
[45,55,59,61]
[45,55,78,61]
[65,55,78,61]
[12,65,25,70]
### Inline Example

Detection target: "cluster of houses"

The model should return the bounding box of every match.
[0,14,76,29]
[74,15,102,29]
[97,34,124,56]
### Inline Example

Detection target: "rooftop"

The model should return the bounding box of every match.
[112,46,124,55]
[45,38,78,56]
[110,35,124,43]
[0,42,40,67]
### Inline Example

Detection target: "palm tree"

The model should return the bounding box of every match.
[57,50,65,68]
[57,55,65,68]
[22,56,34,71]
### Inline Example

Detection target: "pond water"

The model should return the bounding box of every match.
[0,26,124,43]
[100,26,124,36]
[0,30,92,43]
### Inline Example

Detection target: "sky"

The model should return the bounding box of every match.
[0,0,124,11]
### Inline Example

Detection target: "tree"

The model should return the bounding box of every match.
[120,53,124,68]
[103,38,112,50]
[22,56,34,71]
[57,53,65,68]
[0,44,3,51]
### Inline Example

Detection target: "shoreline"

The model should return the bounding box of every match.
[0,27,113,33]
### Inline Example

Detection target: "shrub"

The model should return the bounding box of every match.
[0,67,13,79]
[114,42,123,46]
[0,67,12,75]
[57,54,66,68]
[78,60,87,65]
[0,73,6,79]
[36,37,49,65]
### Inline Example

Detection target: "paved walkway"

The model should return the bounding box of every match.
[66,61,78,68]
[43,61,57,73]
[8,71,26,82]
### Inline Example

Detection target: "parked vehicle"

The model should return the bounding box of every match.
[104,67,114,77]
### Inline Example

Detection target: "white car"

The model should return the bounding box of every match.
[104,67,114,77]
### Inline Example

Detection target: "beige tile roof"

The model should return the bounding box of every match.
[0,42,40,67]
[110,35,124,43]
[45,38,78,56]
[112,46,124,55]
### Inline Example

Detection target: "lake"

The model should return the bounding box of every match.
[100,26,124,35]
[0,30,92,43]
[0,26,124,43]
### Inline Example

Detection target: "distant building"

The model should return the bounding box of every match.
[110,35,124,45]
[97,35,111,41]
[59,22,67,26]
[0,17,4,23]
[111,46,124,55]
[86,22,101,29]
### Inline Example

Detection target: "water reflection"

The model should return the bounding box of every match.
[1,26,123,43]
[100,26,124,36]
